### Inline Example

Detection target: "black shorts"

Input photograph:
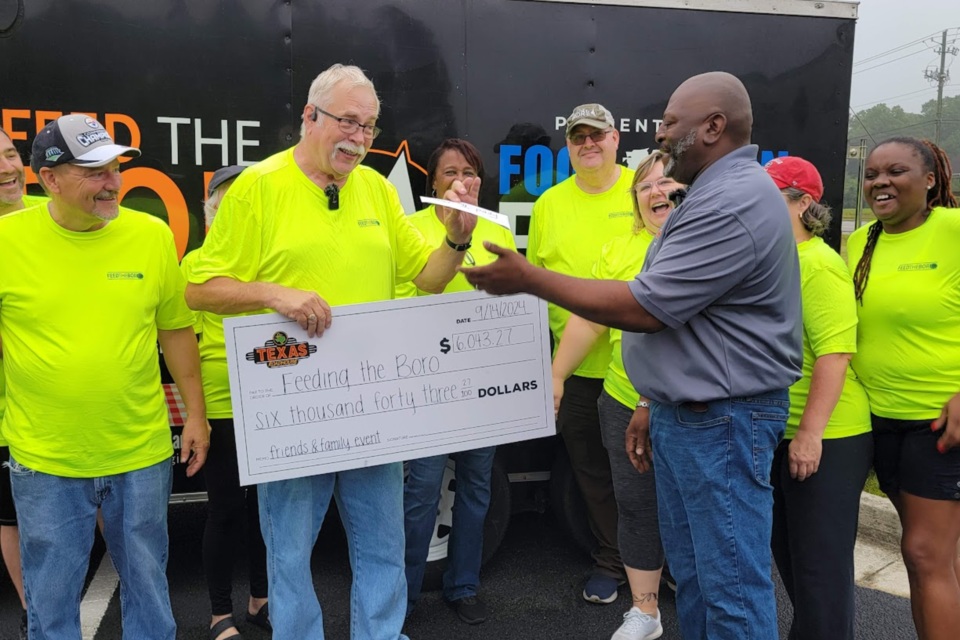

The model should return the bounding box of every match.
[872,415,960,501]
[0,446,17,526]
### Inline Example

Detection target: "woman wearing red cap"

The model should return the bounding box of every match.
[764,156,872,640]
[848,137,960,640]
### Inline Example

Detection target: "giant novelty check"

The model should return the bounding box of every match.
[223,292,555,485]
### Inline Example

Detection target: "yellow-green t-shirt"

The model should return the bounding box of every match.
[396,205,518,298]
[786,237,871,439]
[0,194,49,445]
[0,205,193,476]
[20,194,48,209]
[847,208,960,419]
[526,168,635,378]
[591,230,653,408]
[180,250,206,335]
[188,147,434,419]
[0,337,5,446]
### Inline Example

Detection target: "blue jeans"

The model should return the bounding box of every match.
[649,390,788,640]
[9,456,175,640]
[258,463,409,640]
[403,447,496,610]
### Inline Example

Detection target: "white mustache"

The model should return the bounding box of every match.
[335,141,366,156]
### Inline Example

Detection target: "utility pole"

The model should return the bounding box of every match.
[849,138,868,228]
[924,30,959,146]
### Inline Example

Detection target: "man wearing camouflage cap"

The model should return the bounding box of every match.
[527,103,634,603]
[0,115,209,639]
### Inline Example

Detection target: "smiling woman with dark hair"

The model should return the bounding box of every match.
[398,138,517,627]
[847,136,960,640]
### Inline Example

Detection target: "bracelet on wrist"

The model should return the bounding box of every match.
[445,236,472,251]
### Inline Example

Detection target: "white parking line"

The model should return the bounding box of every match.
[80,552,119,640]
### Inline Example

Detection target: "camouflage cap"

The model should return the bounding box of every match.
[565,104,615,136]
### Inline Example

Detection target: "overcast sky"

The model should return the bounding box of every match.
[851,0,960,113]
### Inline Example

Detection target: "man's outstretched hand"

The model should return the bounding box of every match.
[459,241,536,295]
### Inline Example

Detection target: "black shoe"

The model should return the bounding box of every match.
[449,595,488,625]
[245,602,272,632]
[19,609,27,640]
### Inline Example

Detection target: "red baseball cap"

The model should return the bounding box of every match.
[763,156,824,202]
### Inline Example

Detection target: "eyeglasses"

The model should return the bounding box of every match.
[567,129,612,146]
[313,106,382,140]
[634,178,678,194]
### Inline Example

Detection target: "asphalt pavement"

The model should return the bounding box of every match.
[0,503,918,640]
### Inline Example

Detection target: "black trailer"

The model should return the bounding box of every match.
[0,0,858,581]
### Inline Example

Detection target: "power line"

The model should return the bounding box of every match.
[872,120,936,137]
[851,84,960,110]
[849,107,878,145]
[853,48,932,75]
[853,27,960,67]
[852,87,937,109]
[853,29,948,66]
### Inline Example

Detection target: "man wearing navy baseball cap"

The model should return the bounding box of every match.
[29,114,141,224]
[0,114,209,639]
[32,114,140,170]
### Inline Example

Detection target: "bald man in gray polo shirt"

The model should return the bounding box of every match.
[461,72,802,640]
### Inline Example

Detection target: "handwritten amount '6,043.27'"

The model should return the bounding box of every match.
[438,326,522,355]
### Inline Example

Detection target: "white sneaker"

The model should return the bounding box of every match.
[610,607,663,640]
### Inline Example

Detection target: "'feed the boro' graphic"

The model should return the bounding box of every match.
[223,292,556,485]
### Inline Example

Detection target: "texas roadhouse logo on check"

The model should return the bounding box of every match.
[245,331,317,368]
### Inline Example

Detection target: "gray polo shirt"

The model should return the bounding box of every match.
[622,144,802,405]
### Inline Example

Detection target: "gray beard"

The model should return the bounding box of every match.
[0,175,25,206]
[664,129,698,178]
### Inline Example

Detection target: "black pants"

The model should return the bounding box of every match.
[557,376,624,580]
[771,432,873,640]
[597,390,663,571]
[203,418,269,615]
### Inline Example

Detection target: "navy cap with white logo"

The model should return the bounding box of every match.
[207,165,246,197]
[31,115,140,173]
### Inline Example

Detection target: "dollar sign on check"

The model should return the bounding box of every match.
[439,337,451,354]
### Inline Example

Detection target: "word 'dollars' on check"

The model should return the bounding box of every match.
[223,291,555,485]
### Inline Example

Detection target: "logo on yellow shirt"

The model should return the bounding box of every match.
[897,262,938,272]
[357,219,381,227]
[107,272,144,280]
[245,331,317,368]
[608,211,632,219]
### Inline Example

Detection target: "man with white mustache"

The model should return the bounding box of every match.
[525,103,634,605]
[186,63,479,640]
[0,115,209,640]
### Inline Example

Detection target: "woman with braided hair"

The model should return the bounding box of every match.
[847,136,960,640]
